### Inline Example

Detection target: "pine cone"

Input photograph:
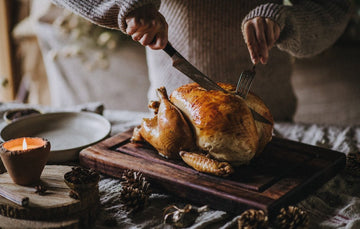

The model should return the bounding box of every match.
[238,209,268,229]
[69,190,80,200]
[163,204,208,228]
[34,185,48,195]
[119,170,151,213]
[346,152,360,176]
[275,206,309,229]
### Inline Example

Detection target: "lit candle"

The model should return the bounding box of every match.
[23,138,27,150]
[4,138,44,151]
[0,137,51,185]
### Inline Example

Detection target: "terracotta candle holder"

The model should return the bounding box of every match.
[0,137,50,186]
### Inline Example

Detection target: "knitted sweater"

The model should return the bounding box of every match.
[52,0,351,121]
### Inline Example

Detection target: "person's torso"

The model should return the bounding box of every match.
[146,0,296,121]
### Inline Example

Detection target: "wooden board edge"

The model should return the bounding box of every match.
[99,129,133,149]
[0,214,79,229]
[270,136,346,160]
[79,147,275,213]
[79,129,347,215]
[0,165,99,222]
[266,153,346,218]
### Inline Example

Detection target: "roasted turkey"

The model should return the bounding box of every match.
[131,87,196,159]
[131,83,274,176]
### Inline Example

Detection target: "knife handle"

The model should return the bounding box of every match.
[163,42,177,57]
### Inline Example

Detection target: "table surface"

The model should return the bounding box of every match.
[1,102,360,229]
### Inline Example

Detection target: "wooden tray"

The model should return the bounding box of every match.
[79,128,345,216]
[0,165,99,228]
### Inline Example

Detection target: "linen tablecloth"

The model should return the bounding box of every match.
[1,102,359,228]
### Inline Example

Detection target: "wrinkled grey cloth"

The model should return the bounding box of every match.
[1,102,360,228]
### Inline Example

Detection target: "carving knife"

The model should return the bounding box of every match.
[163,42,271,125]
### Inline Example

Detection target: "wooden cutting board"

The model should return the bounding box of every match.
[0,165,99,228]
[79,128,345,216]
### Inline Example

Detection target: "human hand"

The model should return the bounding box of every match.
[243,17,280,64]
[125,4,168,49]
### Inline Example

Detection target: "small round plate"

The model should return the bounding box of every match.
[3,108,41,123]
[0,112,111,163]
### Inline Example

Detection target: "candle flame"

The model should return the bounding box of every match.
[22,138,27,150]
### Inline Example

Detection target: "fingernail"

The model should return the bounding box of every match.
[251,55,256,63]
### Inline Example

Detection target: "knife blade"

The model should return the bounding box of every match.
[163,43,226,92]
[163,43,272,125]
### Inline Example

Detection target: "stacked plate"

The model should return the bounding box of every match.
[0,112,111,163]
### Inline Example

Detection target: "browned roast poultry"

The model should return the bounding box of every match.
[179,151,234,177]
[131,87,196,159]
[170,82,274,165]
[133,83,274,177]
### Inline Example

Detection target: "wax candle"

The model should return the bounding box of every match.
[4,138,44,151]
[0,137,51,185]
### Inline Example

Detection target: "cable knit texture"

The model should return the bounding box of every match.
[242,1,352,58]
[51,0,351,121]
[52,0,161,32]
[242,3,287,30]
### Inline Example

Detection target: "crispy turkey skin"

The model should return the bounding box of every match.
[131,87,196,159]
[170,83,273,165]
[132,83,274,176]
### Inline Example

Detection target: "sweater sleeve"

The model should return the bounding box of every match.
[51,0,161,33]
[242,0,352,58]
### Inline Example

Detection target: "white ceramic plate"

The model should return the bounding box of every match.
[0,112,111,163]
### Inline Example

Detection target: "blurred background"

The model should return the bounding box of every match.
[1,0,360,126]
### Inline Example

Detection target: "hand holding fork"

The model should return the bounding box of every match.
[235,65,256,99]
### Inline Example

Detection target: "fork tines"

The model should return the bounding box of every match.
[235,66,256,99]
